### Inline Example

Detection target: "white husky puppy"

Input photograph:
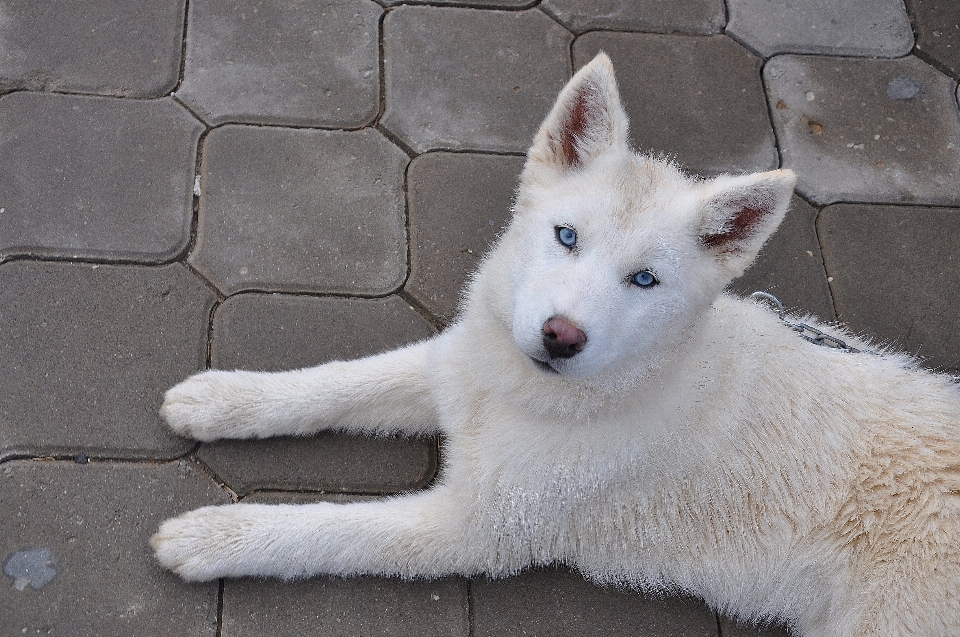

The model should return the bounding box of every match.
[153,54,960,636]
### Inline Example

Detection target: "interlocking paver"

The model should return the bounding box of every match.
[818,204,960,372]
[472,567,718,637]
[0,262,215,460]
[764,55,960,206]
[0,0,186,97]
[177,0,380,127]
[1,460,229,635]
[196,294,436,495]
[542,0,725,34]
[407,152,523,322]
[381,6,572,154]
[0,93,202,262]
[908,0,960,78]
[730,195,835,321]
[189,126,408,296]
[573,33,777,176]
[727,0,913,58]
[222,576,469,636]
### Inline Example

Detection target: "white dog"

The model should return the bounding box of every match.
[153,54,960,637]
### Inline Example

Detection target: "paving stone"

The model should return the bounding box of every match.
[541,0,725,34]
[381,7,572,154]
[909,0,960,78]
[0,0,186,97]
[189,126,407,296]
[818,204,960,372]
[197,294,437,495]
[407,152,523,322]
[729,195,835,321]
[0,93,203,263]
[0,262,215,460]
[222,576,468,636]
[765,55,960,206]
[726,0,913,58]
[0,460,229,635]
[473,567,718,637]
[719,616,795,637]
[382,0,529,5]
[177,0,380,127]
[574,33,777,176]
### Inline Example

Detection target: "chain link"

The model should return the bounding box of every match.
[749,292,872,354]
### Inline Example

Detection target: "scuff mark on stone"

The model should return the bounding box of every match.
[3,547,58,591]
[886,75,922,100]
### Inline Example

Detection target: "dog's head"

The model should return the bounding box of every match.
[489,54,796,383]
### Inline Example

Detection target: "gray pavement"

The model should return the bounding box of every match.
[1,0,958,635]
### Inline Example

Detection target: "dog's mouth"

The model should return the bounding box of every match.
[529,357,559,374]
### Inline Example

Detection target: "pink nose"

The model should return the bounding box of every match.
[542,317,587,359]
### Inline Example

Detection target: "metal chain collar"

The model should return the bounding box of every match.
[749,292,872,355]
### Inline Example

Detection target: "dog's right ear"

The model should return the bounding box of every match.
[526,53,630,174]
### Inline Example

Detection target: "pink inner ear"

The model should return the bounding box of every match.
[560,91,590,167]
[701,202,766,250]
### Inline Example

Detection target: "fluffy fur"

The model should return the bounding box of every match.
[152,54,960,637]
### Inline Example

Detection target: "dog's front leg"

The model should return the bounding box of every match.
[161,339,440,441]
[151,488,474,582]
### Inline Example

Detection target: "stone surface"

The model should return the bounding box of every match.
[190,126,408,296]
[909,0,960,77]
[177,0,380,127]
[0,93,203,262]
[473,567,718,636]
[222,576,469,636]
[542,0,725,34]
[818,204,960,372]
[574,33,777,176]
[197,294,437,495]
[765,55,960,206]
[0,0,186,97]
[730,195,835,321]
[382,0,529,5]
[727,0,913,58]
[381,7,572,153]
[0,262,215,460]
[0,460,229,635]
[407,152,524,322]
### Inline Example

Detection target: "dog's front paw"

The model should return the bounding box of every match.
[151,506,243,582]
[160,370,264,441]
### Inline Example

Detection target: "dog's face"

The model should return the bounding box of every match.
[502,54,796,381]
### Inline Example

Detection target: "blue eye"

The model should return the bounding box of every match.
[556,226,577,248]
[631,270,659,288]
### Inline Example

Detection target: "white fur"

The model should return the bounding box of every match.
[153,55,960,637]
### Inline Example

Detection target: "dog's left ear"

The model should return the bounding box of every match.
[526,53,630,174]
[697,169,797,277]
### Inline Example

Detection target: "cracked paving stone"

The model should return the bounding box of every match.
[189,126,407,296]
[407,152,524,323]
[818,203,960,373]
[727,0,913,58]
[0,0,186,97]
[472,567,719,637]
[177,0,381,127]
[381,6,572,154]
[0,262,215,460]
[729,195,835,321]
[542,0,725,34]
[574,33,777,176]
[0,460,229,636]
[0,93,203,263]
[197,294,437,495]
[764,55,960,206]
